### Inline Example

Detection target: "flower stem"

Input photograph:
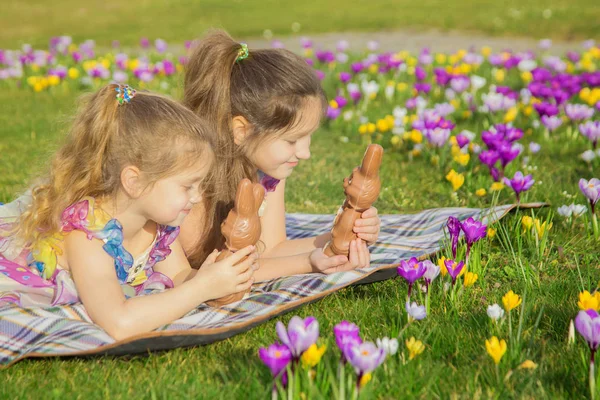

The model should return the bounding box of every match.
[590,358,596,400]
[338,360,345,400]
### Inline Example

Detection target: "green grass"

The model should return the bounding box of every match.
[1,2,600,396]
[1,0,600,48]
[0,83,599,398]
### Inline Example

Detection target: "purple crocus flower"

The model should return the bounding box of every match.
[566,104,594,121]
[414,82,431,94]
[314,70,325,81]
[579,178,600,214]
[334,321,362,363]
[155,39,167,53]
[450,75,470,93]
[575,309,600,362]
[415,66,427,81]
[455,133,470,149]
[490,167,502,182]
[421,260,440,288]
[140,37,150,49]
[503,171,535,202]
[335,95,348,108]
[580,121,600,149]
[425,128,451,147]
[541,115,562,132]
[397,257,426,297]
[339,71,352,83]
[405,300,427,321]
[347,341,386,386]
[259,343,292,379]
[350,61,364,74]
[276,316,319,358]
[326,106,341,120]
[479,150,500,168]
[444,259,465,285]
[434,68,452,86]
[447,216,462,258]
[533,102,559,117]
[460,217,487,256]
[498,142,521,169]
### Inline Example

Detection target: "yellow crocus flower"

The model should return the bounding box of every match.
[521,216,533,232]
[453,152,470,166]
[494,69,505,82]
[487,228,496,239]
[359,373,372,387]
[329,100,339,109]
[490,182,505,192]
[301,344,327,368]
[518,360,538,370]
[358,124,368,135]
[476,188,487,197]
[406,337,425,360]
[521,71,533,83]
[504,107,518,123]
[438,256,447,276]
[464,272,478,287]
[366,123,376,134]
[410,130,423,144]
[391,136,402,146]
[534,219,552,237]
[445,169,464,191]
[376,119,390,133]
[485,336,507,364]
[502,290,522,311]
[68,68,79,79]
[396,82,408,92]
[578,290,600,310]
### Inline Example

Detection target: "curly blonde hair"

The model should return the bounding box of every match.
[15,84,215,247]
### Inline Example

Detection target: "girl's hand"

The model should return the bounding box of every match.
[196,245,258,300]
[310,239,370,274]
[353,207,380,245]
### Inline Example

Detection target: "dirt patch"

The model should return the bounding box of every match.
[243,28,586,55]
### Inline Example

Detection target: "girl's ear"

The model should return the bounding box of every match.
[120,165,144,198]
[232,115,252,145]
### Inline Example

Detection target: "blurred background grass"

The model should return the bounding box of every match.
[1,0,599,48]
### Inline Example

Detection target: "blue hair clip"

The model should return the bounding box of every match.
[115,84,136,105]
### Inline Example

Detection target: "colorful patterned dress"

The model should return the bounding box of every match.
[0,197,178,307]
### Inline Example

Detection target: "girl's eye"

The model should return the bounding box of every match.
[286,140,297,145]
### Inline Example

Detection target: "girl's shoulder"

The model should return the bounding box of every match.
[30,196,113,280]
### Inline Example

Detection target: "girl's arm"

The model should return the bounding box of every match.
[65,231,254,340]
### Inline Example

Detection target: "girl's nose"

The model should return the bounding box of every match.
[296,142,311,160]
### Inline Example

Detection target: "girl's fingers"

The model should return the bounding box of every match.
[237,268,254,284]
[361,207,378,219]
[236,277,254,292]
[229,245,256,264]
[348,240,359,267]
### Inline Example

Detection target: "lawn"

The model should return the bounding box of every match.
[1,0,599,48]
[1,2,600,399]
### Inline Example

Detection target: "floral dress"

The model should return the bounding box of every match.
[0,197,178,307]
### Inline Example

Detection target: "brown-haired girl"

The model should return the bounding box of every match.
[0,84,257,339]
[181,30,381,280]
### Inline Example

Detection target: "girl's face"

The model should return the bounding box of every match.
[246,97,322,180]
[138,158,211,227]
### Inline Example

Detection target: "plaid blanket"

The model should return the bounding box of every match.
[0,203,542,367]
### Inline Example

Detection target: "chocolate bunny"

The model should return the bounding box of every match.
[324,144,383,257]
[206,178,265,307]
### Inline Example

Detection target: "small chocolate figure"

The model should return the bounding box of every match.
[324,144,383,257]
[206,178,265,307]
